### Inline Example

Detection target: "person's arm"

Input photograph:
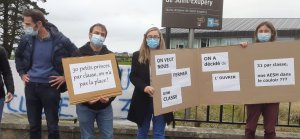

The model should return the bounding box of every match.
[15,37,27,77]
[49,37,78,89]
[65,38,79,57]
[0,48,14,102]
[129,52,148,93]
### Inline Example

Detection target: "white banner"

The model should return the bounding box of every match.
[4,61,134,119]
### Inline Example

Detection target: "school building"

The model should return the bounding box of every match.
[161,18,300,48]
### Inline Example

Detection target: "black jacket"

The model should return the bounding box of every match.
[78,42,118,110]
[0,47,14,99]
[127,51,174,126]
[15,22,78,92]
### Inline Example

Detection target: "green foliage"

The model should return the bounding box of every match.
[118,61,131,65]
[0,0,47,57]
[116,55,132,65]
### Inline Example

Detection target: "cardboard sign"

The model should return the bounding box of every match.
[150,40,300,116]
[162,0,223,29]
[62,54,122,104]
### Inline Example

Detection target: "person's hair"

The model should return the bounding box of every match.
[22,9,47,26]
[254,21,277,42]
[89,23,108,37]
[138,27,166,64]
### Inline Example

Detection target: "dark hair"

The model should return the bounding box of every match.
[254,21,277,42]
[89,23,108,37]
[22,9,47,26]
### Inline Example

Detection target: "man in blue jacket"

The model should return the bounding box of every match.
[15,9,77,139]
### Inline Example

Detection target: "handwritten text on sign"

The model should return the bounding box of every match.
[155,54,176,75]
[70,60,116,95]
[172,68,191,87]
[161,86,182,108]
[254,58,295,87]
[212,72,240,92]
[201,52,229,72]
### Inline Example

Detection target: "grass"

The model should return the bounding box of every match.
[174,102,300,133]
[118,61,131,65]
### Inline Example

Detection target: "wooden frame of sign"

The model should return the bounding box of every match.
[62,54,122,104]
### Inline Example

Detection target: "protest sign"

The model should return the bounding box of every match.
[150,40,300,116]
[62,54,122,104]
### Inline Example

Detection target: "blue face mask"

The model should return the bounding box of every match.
[257,33,271,42]
[146,38,160,49]
[24,27,38,36]
[91,34,105,47]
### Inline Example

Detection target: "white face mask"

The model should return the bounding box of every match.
[24,26,38,36]
[257,33,271,42]
[90,34,105,47]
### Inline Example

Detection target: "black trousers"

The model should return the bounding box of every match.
[25,82,61,139]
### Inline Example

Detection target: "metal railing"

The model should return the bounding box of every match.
[173,102,300,128]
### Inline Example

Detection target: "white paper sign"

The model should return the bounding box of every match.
[254,58,295,87]
[155,54,176,75]
[172,68,191,87]
[161,86,183,108]
[212,72,240,92]
[69,60,116,95]
[201,52,229,72]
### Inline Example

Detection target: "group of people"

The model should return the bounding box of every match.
[0,8,280,139]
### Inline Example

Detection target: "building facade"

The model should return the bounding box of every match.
[161,18,300,49]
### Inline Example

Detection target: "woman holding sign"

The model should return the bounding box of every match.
[127,27,174,139]
[241,21,279,139]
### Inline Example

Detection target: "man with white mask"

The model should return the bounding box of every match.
[76,23,119,139]
[15,9,78,139]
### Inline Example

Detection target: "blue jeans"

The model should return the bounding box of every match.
[76,104,113,139]
[25,82,61,139]
[137,103,167,139]
[0,97,3,133]
[0,98,4,123]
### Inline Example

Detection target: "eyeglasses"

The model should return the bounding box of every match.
[147,35,160,39]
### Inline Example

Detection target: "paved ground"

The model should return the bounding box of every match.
[3,113,300,139]
[2,113,135,126]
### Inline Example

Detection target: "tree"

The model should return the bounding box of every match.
[0,0,47,58]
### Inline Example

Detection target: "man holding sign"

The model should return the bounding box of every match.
[75,23,119,139]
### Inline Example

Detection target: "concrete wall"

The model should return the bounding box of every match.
[2,122,300,139]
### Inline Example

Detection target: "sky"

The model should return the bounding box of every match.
[36,0,300,53]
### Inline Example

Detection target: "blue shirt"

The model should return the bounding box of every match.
[28,36,59,83]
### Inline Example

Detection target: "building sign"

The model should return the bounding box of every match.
[162,0,223,29]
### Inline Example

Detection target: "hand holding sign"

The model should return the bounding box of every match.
[87,96,110,104]
[99,96,110,103]
[144,86,155,97]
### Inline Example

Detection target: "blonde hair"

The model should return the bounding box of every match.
[138,27,166,64]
